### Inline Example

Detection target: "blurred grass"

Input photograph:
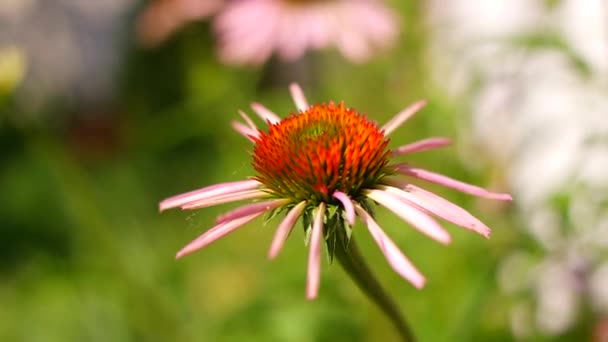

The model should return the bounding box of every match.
[0,2,534,341]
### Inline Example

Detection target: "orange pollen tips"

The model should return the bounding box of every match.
[252,101,391,204]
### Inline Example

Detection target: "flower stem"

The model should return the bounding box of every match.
[334,226,416,342]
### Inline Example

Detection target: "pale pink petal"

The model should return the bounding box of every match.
[250,102,281,124]
[396,165,513,201]
[379,183,491,238]
[159,179,261,211]
[381,100,428,136]
[176,212,263,259]
[366,189,451,244]
[232,110,260,142]
[214,0,264,33]
[269,201,307,259]
[392,137,451,156]
[296,7,327,50]
[216,198,290,225]
[238,110,257,131]
[355,205,425,288]
[305,6,332,49]
[231,121,258,141]
[334,21,371,62]
[349,1,398,49]
[307,202,326,300]
[333,191,355,226]
[215,1,279,65]
[181,190,269,210]
[277,11,308,61]
[289,83,309,112]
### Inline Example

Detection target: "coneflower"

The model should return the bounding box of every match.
[160,83,511,340]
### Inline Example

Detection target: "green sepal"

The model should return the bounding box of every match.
[302,210,313,246]
[324,208,339,264]
[324,204,355,264]
[264,205,287,224]
[358,197,376,218]
[342,220,353,246]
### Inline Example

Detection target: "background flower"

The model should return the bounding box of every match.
[214,0,399,65]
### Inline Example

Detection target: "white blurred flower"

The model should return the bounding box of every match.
[427,0,608,338]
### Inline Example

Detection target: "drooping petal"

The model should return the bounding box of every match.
[216,198,290,225]
[395,165,513,201]
[251,102,281,124]
[355,205,426,288]
[392,137,451,156]
[381,100,427,136]
[333,191,355,226]
[181,190,269,210]
[269,201,307,259]
[159,179,261,212]
[379,183,491,238]
[289,83,309,113]
[175,212,263,259]
[306,202,326,300]
[366,189,451,244]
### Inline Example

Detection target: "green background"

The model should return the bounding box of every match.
[0,1,593,341]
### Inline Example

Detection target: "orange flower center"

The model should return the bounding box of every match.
[252,102,391,204]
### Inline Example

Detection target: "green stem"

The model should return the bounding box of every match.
[334,227,415,342]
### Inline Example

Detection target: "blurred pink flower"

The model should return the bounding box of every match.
[136,0,223,47]
[160,83,512,299]
[214,0,399,65]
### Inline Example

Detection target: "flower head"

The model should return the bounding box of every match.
[214,0,399,65]
[160,84,512,299]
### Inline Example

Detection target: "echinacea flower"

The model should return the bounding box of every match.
[214,0,399,65]
[160,83,512,301]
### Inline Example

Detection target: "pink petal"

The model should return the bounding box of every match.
[181,190,269,210]
[250,102,281,124]
[268,201,307,259]
[306,202,326,300]
[238,110,257,130]
[396,165,513,201]
[216,199,290,225]
[365,189,451,244]
[214,0,278,65]
[392,137,451,156]
[231,121,258,141]
[289,83,309,113]
[232,110,260,141]
[380,183,491,238]
[335,23,371,62]
[355,205,426,288]
[381,100,428,136]
[175,212,263,259]
[277,13,308,61]
[159,179,261,212]
[333,191,355,226]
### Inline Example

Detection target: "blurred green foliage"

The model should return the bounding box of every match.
[0,2,589,341]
